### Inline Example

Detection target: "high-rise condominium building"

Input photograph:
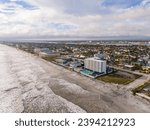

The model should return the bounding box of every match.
[84,57,106,73]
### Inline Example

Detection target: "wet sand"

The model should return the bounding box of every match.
[0,44,150,113]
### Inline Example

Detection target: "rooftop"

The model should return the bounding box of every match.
[85,57,106,62]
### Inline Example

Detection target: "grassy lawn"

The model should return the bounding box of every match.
[132,81,150,95]
[139,81,150,88]
[97,72,139,85]
[42,56,57,62]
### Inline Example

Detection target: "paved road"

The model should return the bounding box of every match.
[0,44,150,113]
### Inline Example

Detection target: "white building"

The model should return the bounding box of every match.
[84,57,106,73]
[94,52,105,60]
[70,62,81,68]
[148,60,150,66]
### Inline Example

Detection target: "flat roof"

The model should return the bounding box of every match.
[124,64,134,68]
[85,57,106,62]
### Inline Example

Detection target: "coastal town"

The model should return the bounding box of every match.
[2,40,150,101]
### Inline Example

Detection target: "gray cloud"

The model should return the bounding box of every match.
[0,0,150,39]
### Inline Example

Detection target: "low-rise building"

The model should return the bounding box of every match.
[141,66,150,74]
[55,59,67,64]
[124,64,134,71]
[70,62,82,68]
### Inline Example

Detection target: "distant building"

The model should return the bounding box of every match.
[147,60,150,66]
[84,57,106,73]
[141,66,150,74]
[55,59,67,64]
[94,52,105,60]
[70,62,82,68]
[124,64,134,71]
[34,48,60,57]
[41,48,50,53]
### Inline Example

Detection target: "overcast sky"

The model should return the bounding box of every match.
[0,0,150,40]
